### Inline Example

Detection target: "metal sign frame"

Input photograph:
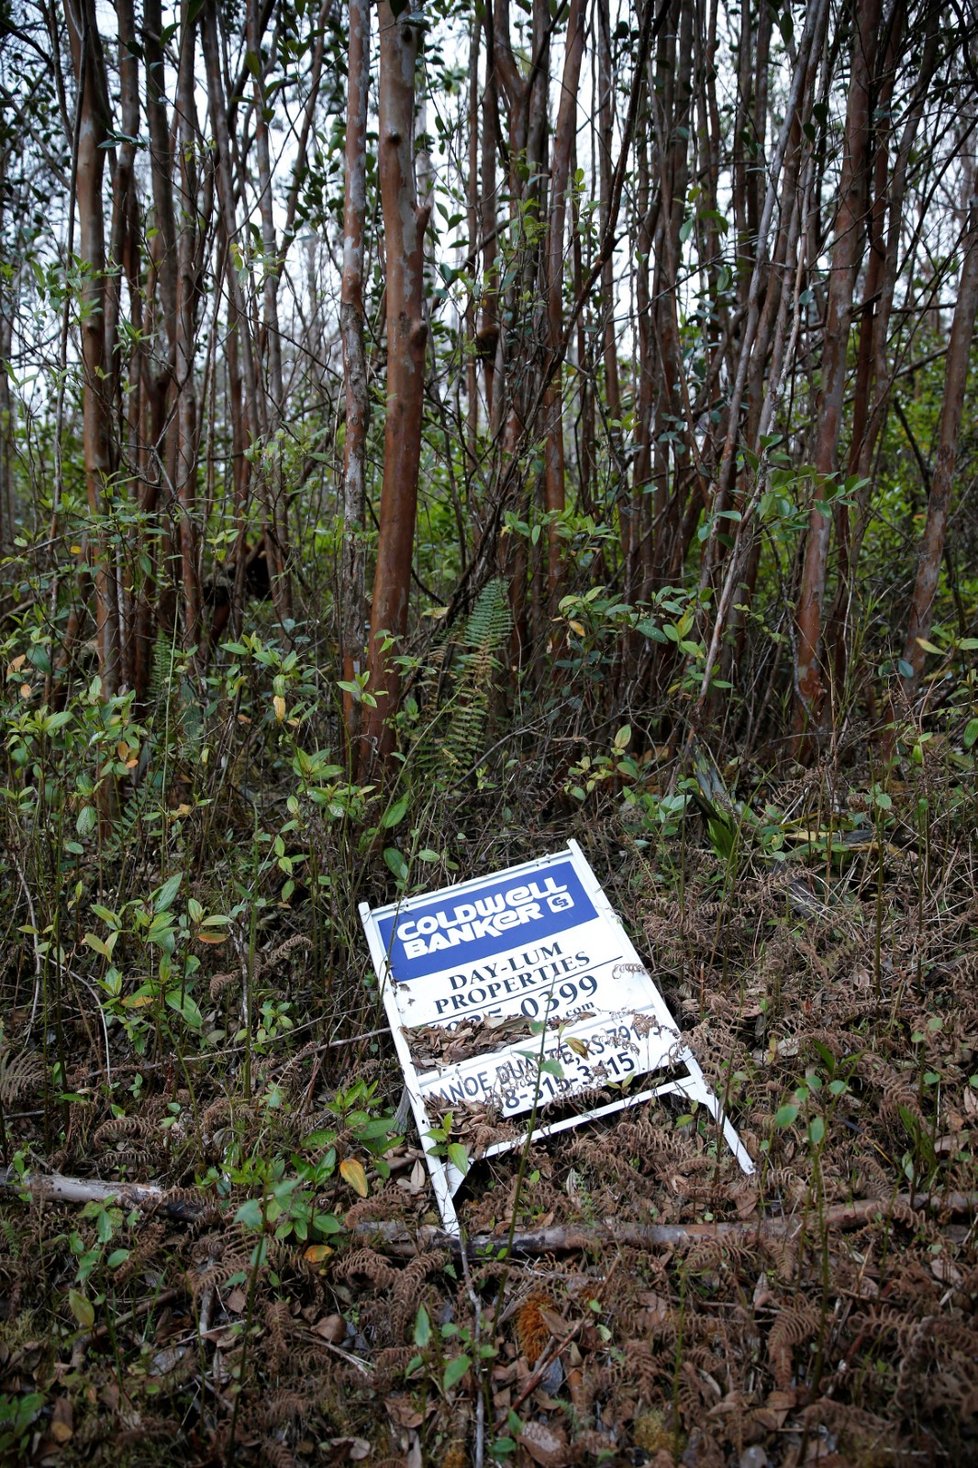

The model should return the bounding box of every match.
[360,841,754,1234]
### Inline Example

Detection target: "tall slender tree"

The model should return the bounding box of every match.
[362,0,430,767]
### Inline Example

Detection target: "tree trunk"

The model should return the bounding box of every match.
[339,0,370,744]
[64,0,122,696]
[542,0,585,609]
[362,0,430,767]
[174,2,202,654]
[793,0,881,739]
[900,183,978,697]
[247,0,292,627]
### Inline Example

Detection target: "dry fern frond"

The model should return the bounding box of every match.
[209,970,239,1000]
[94,1113,161,1147]
[113,1221,167,1285]
[332,1247,398,1289]
[0,1039,45,1106]
[767,1301,822,1389]
[262,1299,293,1375]
[259,1437,296,1468]
[261,1387,316,1427]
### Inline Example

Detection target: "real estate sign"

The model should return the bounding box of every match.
[360,841,753,1233]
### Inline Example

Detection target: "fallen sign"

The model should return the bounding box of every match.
[360,841,754,1234]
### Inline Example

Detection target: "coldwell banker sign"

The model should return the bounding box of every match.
[360,842,753,1233]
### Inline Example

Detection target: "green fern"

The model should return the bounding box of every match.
[411,577,512,789]
[102,633,187,862]
[461,575,512,655]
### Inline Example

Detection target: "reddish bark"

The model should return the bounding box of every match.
[793,0,881,739]
[362,0,430,766]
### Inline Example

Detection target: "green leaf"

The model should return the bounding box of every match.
[443,1353,471,1390]
[446,1142,470,1176]
[76,805,97,836]
[313,1212,342,1235]
[808,1115,825,1146]
[234,1198,265,1230]
[963,719,978,750]
[381,793,410,829]
[774,1103,799,1128]
[384,847,409,881]
[68,1289,95,1328]
[83,932,112,960]
[154,873,182,913]
[355,1115,399,1140]
[414,1303,431,1348]
[165,990,203,1030]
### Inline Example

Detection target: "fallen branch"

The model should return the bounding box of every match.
[2,1167,974,1253]
[0,1168,208,1222]
[371,1190,977,1256]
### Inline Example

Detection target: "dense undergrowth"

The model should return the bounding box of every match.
[1,607,977,1466]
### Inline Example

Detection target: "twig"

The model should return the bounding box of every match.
[9,850,43,1032]
[3,1169,974,1252]
[496,1318,583,1431]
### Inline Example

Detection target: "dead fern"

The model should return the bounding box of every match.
[766,1300,823,1389]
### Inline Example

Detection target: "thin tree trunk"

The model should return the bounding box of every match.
[793,0,881,738]
[109,0,142,691]
[202,1,261,643]
[362,0,430,766]
[174,2,202,653]
[542,0,585,609]
[465,18,480,459]
[339,0,370,744]
[697,0,829,597]
[826,16,938,684]
[63,0,122,696]
[247,0,292,626]
[900,182,978,697]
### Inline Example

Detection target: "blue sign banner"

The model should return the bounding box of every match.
[376,857,598,984]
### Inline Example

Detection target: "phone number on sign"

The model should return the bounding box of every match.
[420,1014,678,1117]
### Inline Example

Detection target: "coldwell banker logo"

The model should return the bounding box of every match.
[379,860,597,982]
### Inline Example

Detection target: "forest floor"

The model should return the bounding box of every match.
[1,754,977,1467]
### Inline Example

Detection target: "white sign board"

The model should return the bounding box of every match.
[360,842,753,1233]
